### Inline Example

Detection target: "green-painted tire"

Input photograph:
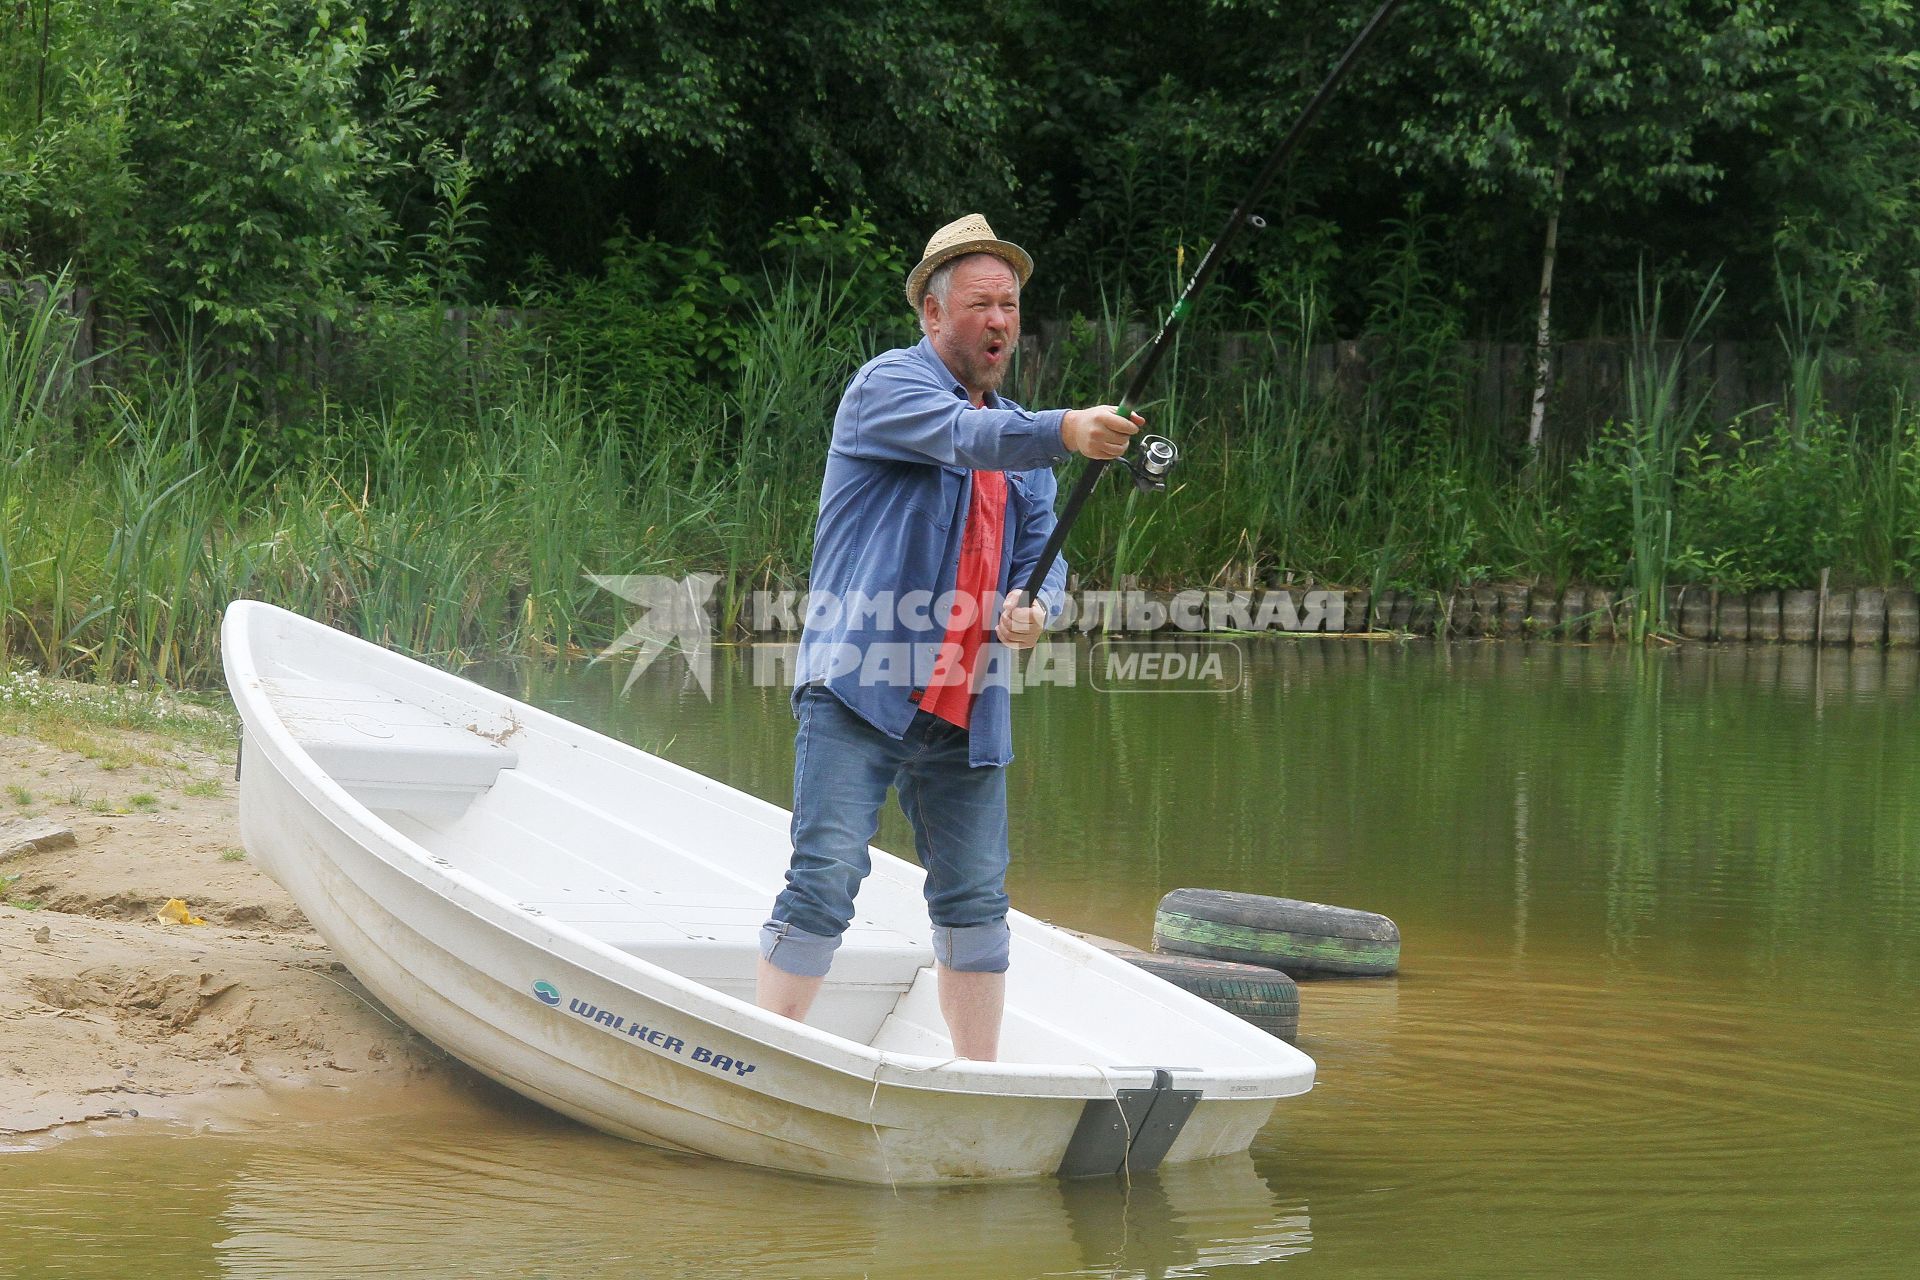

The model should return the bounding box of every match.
[1153,888,1400,977]
[1116,949,1300,1043]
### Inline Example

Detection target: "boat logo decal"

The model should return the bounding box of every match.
[531,979,757,1079]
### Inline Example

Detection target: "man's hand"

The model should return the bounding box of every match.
[1061,406,1144,461]
[997,595,1048,649]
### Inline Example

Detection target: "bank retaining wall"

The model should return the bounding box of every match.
[739,582,1919,645]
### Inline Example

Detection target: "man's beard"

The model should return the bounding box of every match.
[959,347,1010,397]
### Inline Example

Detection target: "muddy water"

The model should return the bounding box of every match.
[4,1092,1305,1278]
[6,639,1919,1277]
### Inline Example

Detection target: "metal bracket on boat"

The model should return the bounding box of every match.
[1056,1069,1202,1178]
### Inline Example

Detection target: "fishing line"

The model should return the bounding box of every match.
[1017,0,1407,605]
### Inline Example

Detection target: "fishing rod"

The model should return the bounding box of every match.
[1018,0,1407,606]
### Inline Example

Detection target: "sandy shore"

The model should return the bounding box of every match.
[0,720,455,1144]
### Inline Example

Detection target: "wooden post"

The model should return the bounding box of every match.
[1560,587,1587,639]
[1852,588,1888,648]
[1781,590,1818,644]
[1530,591,1561,635]
[1588,588,1616,641]
[1820,581,1853,646]
[1499,585,1528,637]
[1679,588,1713,640]
[1408,592,1435,635]
[1886,589,1919,648]
[1473,587,1499,636]
[1717,593,1749,642]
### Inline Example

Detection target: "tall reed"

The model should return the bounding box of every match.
[1620,267,1722,643]
[7,255,1920,689]
[1,274,88,665]
[1854,396,1920,583]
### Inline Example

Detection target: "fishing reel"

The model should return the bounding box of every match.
[1121,435,1179,493]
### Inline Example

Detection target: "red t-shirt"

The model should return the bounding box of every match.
[918,471,1008,730]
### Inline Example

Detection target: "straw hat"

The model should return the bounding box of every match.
[904,214,1034,308]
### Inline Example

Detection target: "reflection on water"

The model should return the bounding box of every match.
[7,639,1920,1277]
[2,1097,1304,1279]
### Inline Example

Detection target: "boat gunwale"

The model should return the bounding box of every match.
[220,601,1314,1105]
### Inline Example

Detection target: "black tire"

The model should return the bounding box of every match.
[1114,949,1300,1043]
[1153,888,1400,977]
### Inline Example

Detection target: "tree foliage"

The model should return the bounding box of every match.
[1383,1,1786,211]
[6,0,1920,349]
[4,0,437,347]
[394,1,1018,232]
[1753,0,1920,340]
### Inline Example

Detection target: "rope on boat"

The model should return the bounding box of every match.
[1086,1062,1136,1190]
[305,966,419,1040]
[867,1052,964,1193]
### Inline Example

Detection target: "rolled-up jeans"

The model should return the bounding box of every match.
[760,685,1011,979]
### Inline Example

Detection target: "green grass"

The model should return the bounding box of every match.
[5,784,30,807]
[1,661,237,760]
[4,263,1919,688]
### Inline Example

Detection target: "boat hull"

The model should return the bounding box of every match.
[224,602,1309,1184]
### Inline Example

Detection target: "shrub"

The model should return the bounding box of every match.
[1673,418,1858,589]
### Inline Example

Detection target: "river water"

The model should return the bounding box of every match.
[6,638,1918,1277]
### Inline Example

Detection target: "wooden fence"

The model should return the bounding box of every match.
[10,280,1917,446]
[1027,322,1920,448]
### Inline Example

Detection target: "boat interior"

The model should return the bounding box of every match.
[255,674,1156,1065]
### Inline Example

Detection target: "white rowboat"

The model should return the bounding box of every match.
[222,601,1315,1184]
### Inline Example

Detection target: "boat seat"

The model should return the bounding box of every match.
[525,890,933,1042]
[262,677,518,813]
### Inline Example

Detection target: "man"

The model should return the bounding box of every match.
[755,213,1142,1061]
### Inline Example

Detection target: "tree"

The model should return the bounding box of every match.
[1752,0,1920,344]
[2,1,142,297]
[1378,1,1785,450]
[997,1,1385,318]
[4,0,438,349]
[393,0,1019,247]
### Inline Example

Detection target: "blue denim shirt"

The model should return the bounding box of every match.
[794,337,1072,766]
